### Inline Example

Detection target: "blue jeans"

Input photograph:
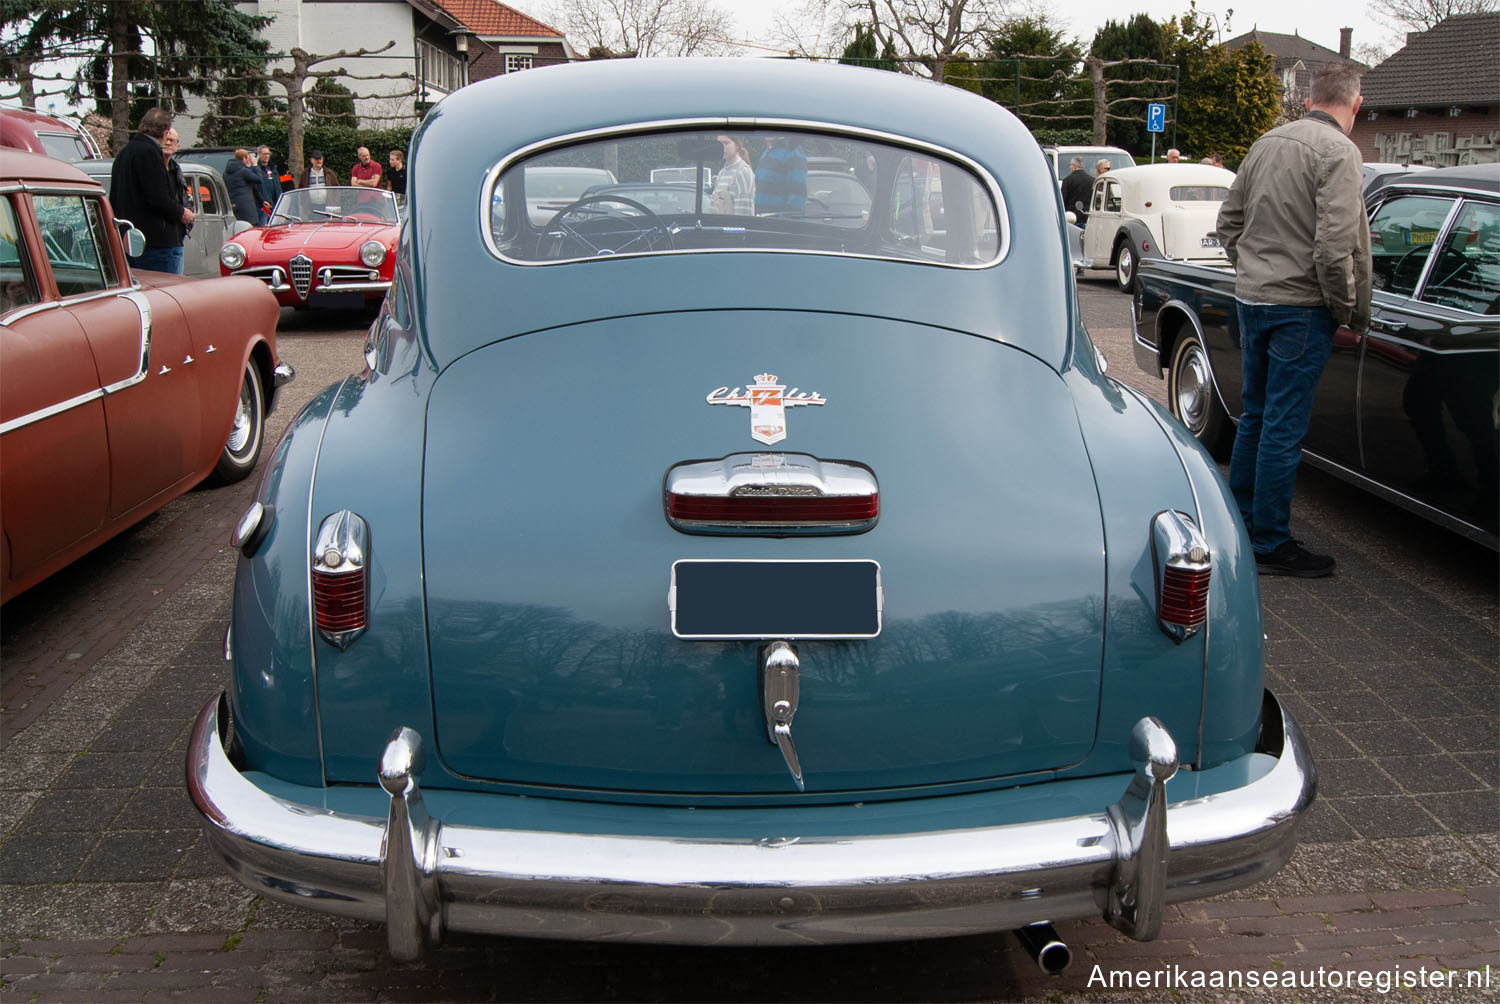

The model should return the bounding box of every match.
[1227,302,1335,554]
[129,245,184,274]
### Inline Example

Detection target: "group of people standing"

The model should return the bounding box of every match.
[108,108,412,276]
[710,135,809,217]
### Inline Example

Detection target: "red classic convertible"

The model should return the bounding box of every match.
[0,152,291,603]
[219,186,400,309]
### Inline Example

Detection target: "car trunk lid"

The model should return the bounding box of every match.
[421,310,1107,796]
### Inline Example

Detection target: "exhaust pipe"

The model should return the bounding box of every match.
[1015,922,1071,975]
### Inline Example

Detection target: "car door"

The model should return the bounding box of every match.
[1359,193,1499,537]
[185,167,230,279]
[32,190,203,519]
[1083,178,1119,264]
[0,193,111,586]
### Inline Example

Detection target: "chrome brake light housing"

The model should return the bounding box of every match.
[1150,510,1210,642]
[312,510,369,649]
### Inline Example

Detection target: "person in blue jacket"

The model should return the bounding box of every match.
[223,149,263,226]
[754,136,807,217]
[254,145,282,222]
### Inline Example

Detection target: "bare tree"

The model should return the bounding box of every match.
[261,43,411,177]
[548,0,736,57]
[841,0,1016,79]
[1368,0,1498,33]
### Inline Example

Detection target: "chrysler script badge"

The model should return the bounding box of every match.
[706,374,825,445]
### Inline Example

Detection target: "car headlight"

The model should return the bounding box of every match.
[220,241,246,270]
[360,240,387,268]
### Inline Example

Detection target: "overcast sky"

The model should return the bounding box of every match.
[714,1,1399,61]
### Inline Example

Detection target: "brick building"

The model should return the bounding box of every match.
[1347,13,1499,166]
[427,0,576,81]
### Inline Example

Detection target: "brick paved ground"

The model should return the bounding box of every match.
[1,309,1495,1001]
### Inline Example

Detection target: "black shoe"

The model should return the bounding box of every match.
[1255,540,1335,578]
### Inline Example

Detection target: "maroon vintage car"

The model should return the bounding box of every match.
[219,186,400,309]
[0,108,103,161]
[0,152,292,603]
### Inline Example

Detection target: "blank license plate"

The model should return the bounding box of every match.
[670,560,882,639]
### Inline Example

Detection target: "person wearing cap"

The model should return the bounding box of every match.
[297,150,339,189]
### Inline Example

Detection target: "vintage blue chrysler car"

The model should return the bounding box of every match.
[188,59,1315,968]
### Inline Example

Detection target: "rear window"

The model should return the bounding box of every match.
[1169,186,1229,202]
[485,126,1005,267]
[38,131,91,161]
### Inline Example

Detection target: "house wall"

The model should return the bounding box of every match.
[178,0,421,144]
[1350,108,1500,165]
[467,40,570,83]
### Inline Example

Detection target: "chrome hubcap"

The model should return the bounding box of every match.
[1117,249,1132,283]
[1175,346,1210,432]
[228,379,254,454]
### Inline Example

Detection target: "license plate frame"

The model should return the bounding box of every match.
[669,559,883,640]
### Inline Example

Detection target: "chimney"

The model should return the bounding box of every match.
[1340,27,1352,58]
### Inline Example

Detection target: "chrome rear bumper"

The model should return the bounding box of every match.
[187,691,1314,958]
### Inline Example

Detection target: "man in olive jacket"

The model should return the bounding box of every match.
[1216,64,1372,578]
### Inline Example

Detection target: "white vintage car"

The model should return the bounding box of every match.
[1080,164,1235,292]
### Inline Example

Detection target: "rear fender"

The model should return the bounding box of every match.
[1113,220,1156,263]
[229,379,346,786]
[1061,363,1209,773]
[1126,388,1263,768]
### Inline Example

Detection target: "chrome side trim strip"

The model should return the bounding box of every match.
[0,301,62,327]
[101,290,153,395]
[0,289,152,435]
[188,690,1313,953]
[1299,450,1497,550]
[0,386,106,435]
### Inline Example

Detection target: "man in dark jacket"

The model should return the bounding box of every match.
[224,149,263,226]
[108,107,194,273]
[1060,156,1092,222]
[255,145,281,222]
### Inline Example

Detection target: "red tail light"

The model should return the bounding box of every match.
[312,510,369,649]
[1151,510,1211,642]
[313,567,367,633]
[664,454,879,534]
[1159,565,1211,628]
[666,492,879,525]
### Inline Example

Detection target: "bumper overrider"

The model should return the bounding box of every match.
[187,691,1315,959]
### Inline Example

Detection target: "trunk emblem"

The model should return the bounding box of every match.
[706,374,825,445]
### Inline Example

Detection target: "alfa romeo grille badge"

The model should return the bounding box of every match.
[706,374,825,445]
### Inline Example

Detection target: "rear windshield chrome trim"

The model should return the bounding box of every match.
[479,117,1010,270]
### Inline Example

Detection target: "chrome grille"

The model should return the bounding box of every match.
[290,254,312,299]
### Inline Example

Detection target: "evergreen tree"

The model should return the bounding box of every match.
[980,16,1083,133]
[1089,14,1171,153]
[840,24,898,71]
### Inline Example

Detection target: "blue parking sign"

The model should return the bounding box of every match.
[1147,103,1166,133]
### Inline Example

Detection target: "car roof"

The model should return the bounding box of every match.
[1095,164,1235,186]
[1380,162,1499,197]
[1045,145,1131,154]
[410,58,1070,371]
[73,157,227,182]
[0,150,99,187]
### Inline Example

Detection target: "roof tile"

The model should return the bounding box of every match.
[1359,13,1500,107]
[430,0,563,38]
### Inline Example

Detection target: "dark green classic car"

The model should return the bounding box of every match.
[188,58,1315,968]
